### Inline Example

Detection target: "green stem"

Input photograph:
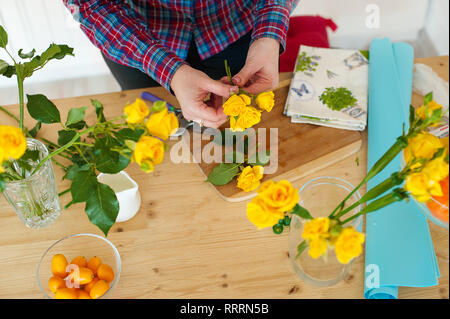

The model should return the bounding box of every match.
[31,126,95,175]
[51,158,67,170]
[341,191,402,225]
[330,137,406,217]
[224,60,233,85]
[334,175,403,219]
[16,73,25,132]
[0,106,20,123]
[58,188,70,197]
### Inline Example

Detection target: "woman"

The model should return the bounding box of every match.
[63,0,298,128]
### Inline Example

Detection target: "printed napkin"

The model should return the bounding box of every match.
[284,46,368,131]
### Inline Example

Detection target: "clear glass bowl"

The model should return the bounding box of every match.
[289,177,362,287]
[37,233,121,299]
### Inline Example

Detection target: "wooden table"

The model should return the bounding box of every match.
[0,56,448,299]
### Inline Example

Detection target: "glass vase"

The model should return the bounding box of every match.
[2,138,61,228]
[288,177,363,287]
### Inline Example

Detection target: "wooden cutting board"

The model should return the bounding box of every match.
[189,73,363,202]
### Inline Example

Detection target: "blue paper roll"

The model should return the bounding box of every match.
[363,38,440,299]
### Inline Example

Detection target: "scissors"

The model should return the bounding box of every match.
[141,91,201,137]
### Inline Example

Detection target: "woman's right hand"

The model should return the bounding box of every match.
[171,65,238,129]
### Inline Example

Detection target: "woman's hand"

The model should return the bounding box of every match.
[171,65,238,128]
[228,37,280,94]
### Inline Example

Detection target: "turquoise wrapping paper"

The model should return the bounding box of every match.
[363,38,440,299]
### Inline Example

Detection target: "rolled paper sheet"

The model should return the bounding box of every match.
[363,38,440,299]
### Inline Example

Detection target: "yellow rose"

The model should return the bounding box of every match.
[133,136,165,172]
[308,238,328,259]
[422,157,449,182]
[334,227,365,264]
[146,107,179,141]
[246,197,284,229]
[0,148,5,173]
[405,172,443,202]
[302,217,330,241]
[239,94,252,105]
[124,98,150,124]
[258,180,299,213]
[255,91,275,112]
[257,180,275,194]
[441,136,449,151]
[404,132,443,164]
[236,106,261,130]
[0,125,27,160]
[223,94,246,117]
[237,165,264,192]
[230,116,245,132]
[416,100,443,122]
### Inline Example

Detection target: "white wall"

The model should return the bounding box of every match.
[0,0,119,106]
[292,0,431,51]
[424,0,449,55]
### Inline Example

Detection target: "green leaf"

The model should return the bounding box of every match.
[151,100,167,113]
[21,44,74,78]
[70,169,97,203]
[66,106,87,127]
[52,44,74,60]
[58,129,78,146]
[63,163,91,180]
[295,240,308,259]
[206,163,240,186]
[67,120,86,130]
[291,204,313,220]
[114,128,145,142]
[28,121,42,138]
[0,59,8,75]
[85,182,119,236]
[20,149,40,162]
[26,94,61,124]
[91,99,106,122]
[18,48,36,59]
[0,25,7,48]
[424,92,433,105]
[359,50,369,60]
[94,138,130,174]
[0,178,5,192]
[1,65,15,78]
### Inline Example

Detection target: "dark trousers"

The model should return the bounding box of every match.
[103,32,252,91]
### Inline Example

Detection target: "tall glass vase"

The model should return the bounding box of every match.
[288,177,363,287]
[2,139,60,228]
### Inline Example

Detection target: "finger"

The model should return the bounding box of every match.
[220,76,231,84]
[202,118,228,129]
[189,101,227,122]
[242,75,279,95]
[210,93,223,110]
[232,63,256,87]
[201,78,238,98]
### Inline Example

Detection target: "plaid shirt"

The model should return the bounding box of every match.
[63,0,298,91]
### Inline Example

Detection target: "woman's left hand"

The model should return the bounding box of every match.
[225,37,280,94]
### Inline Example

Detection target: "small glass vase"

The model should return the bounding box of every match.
[2,138,61,228]
[288,177,363,287]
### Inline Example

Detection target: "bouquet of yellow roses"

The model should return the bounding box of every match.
[222,61,275,132]
[1,24,178,234]
[245,93,448,265]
